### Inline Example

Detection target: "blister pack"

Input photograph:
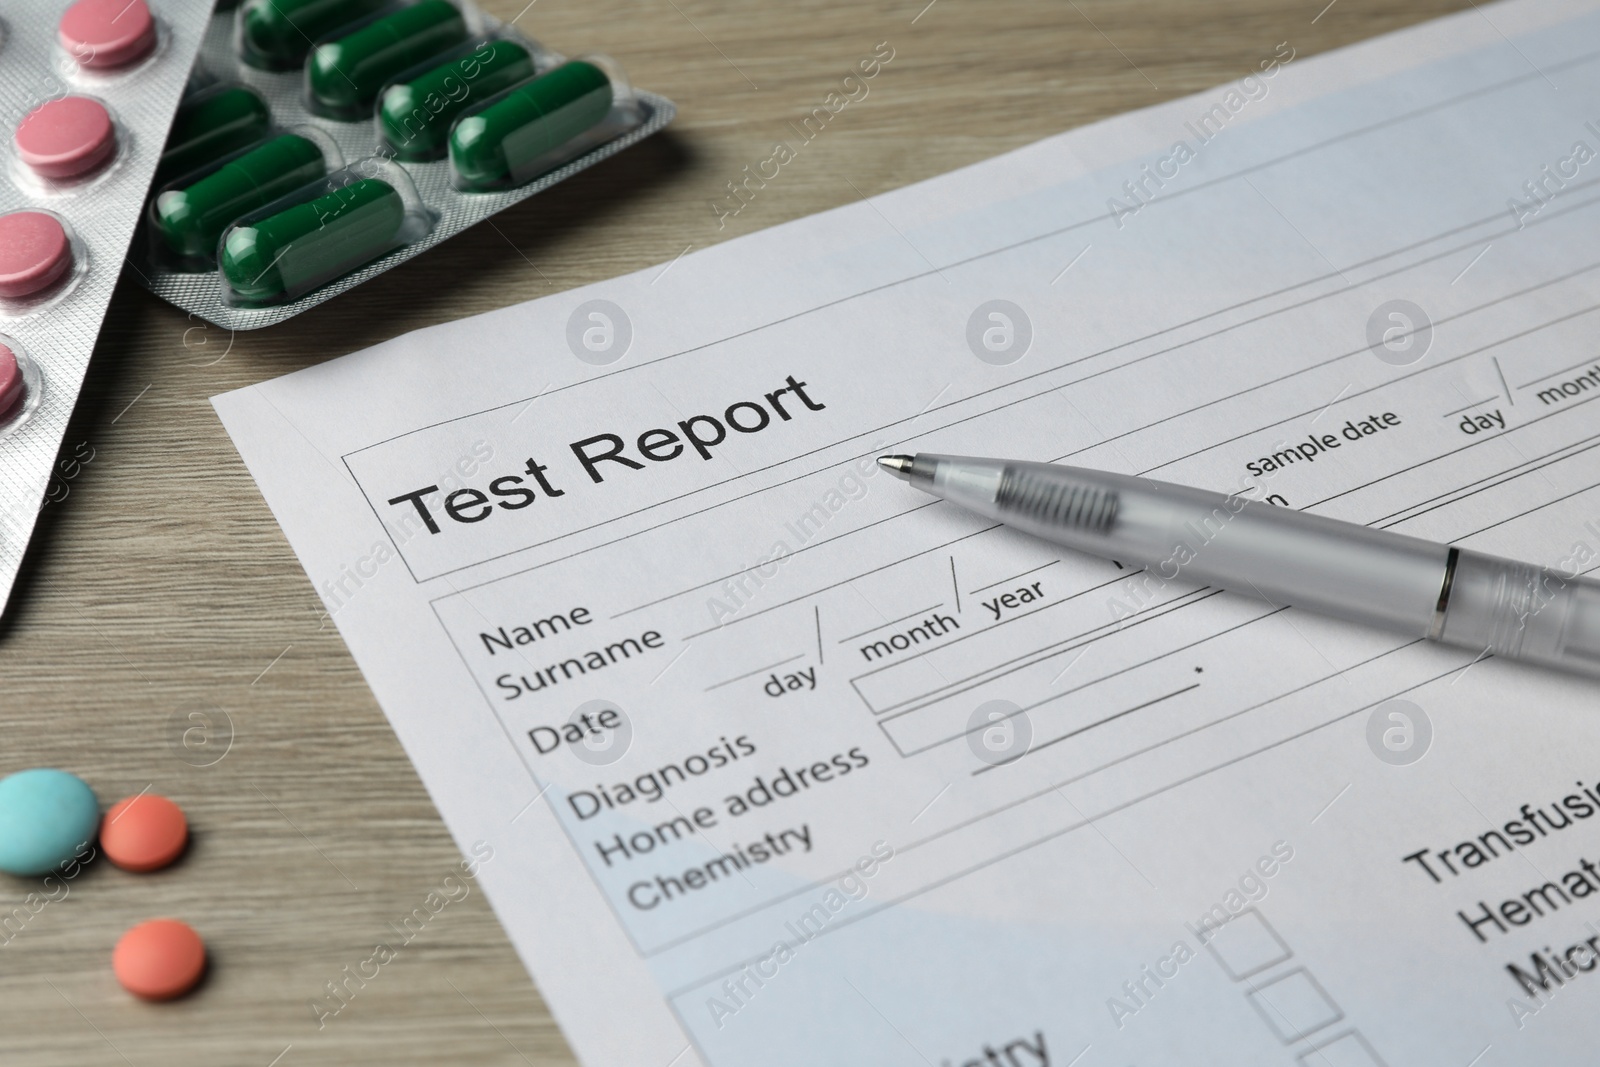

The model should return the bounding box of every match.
[0,0,213,615]
[135,0,676,330]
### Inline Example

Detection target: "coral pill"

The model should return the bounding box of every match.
[59,0,158,69]
[101,794,187,872]
[15,97,117,180]
[0,211,73,298]
[113,920,206,1000]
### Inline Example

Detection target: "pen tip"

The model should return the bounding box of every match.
[877,455,914,481]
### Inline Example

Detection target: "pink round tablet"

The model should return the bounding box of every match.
[59,0,157,69]
[0,344,24,419]
[0,212,73,298]
[15,97,116,180]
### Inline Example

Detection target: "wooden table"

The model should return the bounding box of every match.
[0,0,1473,1062]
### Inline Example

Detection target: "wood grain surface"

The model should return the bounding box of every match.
[0,0,1474,1062]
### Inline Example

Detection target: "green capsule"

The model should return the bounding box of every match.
[378,40,534,161]
[155,135,328,264]
[449,60,612,190]
[307,0,468,118]
[158,86,271,183]
[221,178,406,305]
[238,0,389,71]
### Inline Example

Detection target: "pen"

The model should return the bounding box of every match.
[877,453,1600,680]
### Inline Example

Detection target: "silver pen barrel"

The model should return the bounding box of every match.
[880,453,1600,679]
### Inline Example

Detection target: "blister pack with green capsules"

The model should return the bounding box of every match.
[133,0,674,328]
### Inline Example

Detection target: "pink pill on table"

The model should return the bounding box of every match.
[0,344,24,419]
[15,97,117,180]
[59,0,157,69]
[0,212,73,298]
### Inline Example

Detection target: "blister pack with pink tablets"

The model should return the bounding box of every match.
[0,0,212,615]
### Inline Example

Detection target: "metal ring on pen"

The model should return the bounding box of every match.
[1428,546,1459,641]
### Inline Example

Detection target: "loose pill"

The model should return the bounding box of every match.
[379,39,535,161]
[0,345,24,418]
[101,794,187,872]
[449,60,612,191]
[113,919,206,1000]
[15,97,116,180]
[307,0,469,117]
[221,177,406,305]
[158,86,272,183]
[0,769,98,877]
[0,212,73,298]
[59,0,157,69]
[156,134,328,262]
[239,0,388,70]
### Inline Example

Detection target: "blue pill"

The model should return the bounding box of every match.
[0,769,100,876]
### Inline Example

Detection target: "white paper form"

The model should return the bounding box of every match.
[218,3,1600,1063]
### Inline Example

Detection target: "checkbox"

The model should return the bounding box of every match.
[1204,907,1292,981]
[1248,968,1342,1043]
[1296,1030,1389,1067]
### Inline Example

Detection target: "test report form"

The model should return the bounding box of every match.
[218,3,1600,1061]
